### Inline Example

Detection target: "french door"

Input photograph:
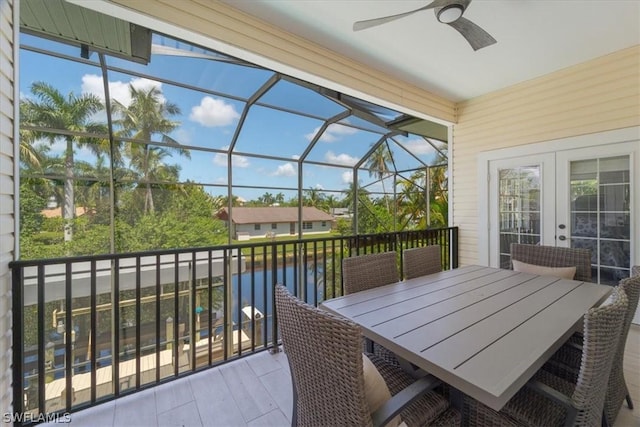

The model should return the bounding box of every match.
[488,142,636,286]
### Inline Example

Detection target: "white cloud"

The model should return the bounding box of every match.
[325,151,359,166]
[304,126,322,142]
[313,183,324,190]
[81,74,104,99]
[213,146,250,168]
[328,123,358,137]
[305,123,358,142]
[341,171,353,184]
[273,163,296,177]
[190,96,240,127]
[291,154,300,160]
[399,138,434,155]
[213,154,226,167]
[82,74,165,107]
[232,155,250,167]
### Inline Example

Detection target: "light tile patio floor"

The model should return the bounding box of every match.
[44,325,640,427]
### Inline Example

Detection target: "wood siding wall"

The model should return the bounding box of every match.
[452,45,640,265]
[0,0,15,416]
[110,0,456,124]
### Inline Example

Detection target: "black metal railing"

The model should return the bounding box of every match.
[10,227,458,424]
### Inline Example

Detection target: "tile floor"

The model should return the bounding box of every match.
[43,325,640,427]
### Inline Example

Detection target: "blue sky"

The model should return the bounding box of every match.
[20,33,442,201]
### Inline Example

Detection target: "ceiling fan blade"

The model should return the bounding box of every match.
[447,17,496,51]
[353,0,453,31]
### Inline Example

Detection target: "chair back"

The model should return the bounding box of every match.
[274,285,373,426]
[572,287,628,426]
[510,243,592,282]
[342,251,399,295]
[603,271,640,424]
[403,246,442,280]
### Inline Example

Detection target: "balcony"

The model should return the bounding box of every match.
[11,228,458,426]
[38,325,640,426]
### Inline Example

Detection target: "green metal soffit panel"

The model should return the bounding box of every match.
[21,0,151,64]
[387,115,449,143]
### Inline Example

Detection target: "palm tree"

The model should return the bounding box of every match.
[19,143,62,204]
[23,82,104,241]
[304,187,324,207]
[128,145,183,214]
[258,192,275,206]
[364,142,393,211]
[274,192,285,205]
[322,194,338,214]
[19,102,43,169]
[113,84,189,214]
[397,167,448,229]
[397,174,427,229]
[342,181,369,209]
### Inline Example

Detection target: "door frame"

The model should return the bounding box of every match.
[477,127,640,267]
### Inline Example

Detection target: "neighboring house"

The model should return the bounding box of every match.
[40,207,93,219]
[331,208,352,219]
[217,207,334,240]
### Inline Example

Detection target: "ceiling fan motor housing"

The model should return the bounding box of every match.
[435,1,468,24]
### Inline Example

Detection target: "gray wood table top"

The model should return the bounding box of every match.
[321,265,612,411]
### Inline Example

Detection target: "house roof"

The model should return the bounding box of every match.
[217,207,334,224]
[41,207,92,219]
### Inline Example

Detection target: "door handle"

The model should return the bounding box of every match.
[558,235,567,241]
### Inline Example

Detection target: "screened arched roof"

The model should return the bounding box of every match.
[19,6,449,255]
[20,28,447,197]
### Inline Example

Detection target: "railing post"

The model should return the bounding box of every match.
[11,264,24,418]
[225,249,233,360]
[112,258,120,396]
[166,317,173,350]
[452,227,459,269]
[270,243,280,353]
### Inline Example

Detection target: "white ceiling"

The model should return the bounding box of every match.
[223,0,640,102]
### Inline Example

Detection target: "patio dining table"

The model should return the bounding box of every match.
[320,265,612,411]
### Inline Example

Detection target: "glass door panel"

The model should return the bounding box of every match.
[498,167,542,269]
[488,153,555,269]
[559,147,634,285]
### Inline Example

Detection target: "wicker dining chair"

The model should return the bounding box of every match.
[403,245,442,280]
[463,286,628,427]
[510,243,592,282]
[342,251,400,295]
[546,269,640,425]
[342,251,401,364]
[274,284,461,427]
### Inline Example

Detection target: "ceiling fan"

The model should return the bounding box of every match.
[353,0,496,51]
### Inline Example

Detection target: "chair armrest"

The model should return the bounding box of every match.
[371,374,442,427]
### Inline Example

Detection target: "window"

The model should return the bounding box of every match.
[271,223,277,230]
[321,221,326,227]
[303,222,313,230]
[254,224,261,231]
